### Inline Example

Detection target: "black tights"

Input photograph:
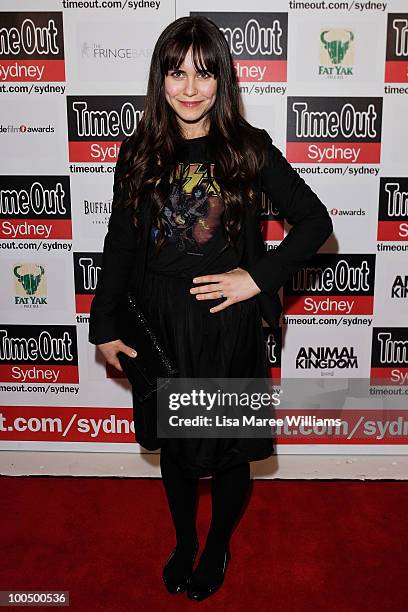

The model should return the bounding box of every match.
[160,448,251,560]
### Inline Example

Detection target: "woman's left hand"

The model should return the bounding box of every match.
[190,267,261,313]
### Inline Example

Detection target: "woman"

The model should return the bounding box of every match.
[88,16,333,601]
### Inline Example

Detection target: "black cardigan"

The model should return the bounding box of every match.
[88,130,333,345]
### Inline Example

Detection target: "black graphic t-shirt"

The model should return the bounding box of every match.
[146,135,239,277]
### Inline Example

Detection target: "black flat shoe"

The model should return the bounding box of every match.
[162,538,199,594]
[186,548,231,601]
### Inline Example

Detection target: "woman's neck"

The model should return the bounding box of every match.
[179,119,210,140]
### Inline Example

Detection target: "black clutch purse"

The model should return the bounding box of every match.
[115,292,179,403]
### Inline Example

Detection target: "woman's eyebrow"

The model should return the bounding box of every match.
[169,68,210,73]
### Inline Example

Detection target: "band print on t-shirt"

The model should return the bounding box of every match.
[151,162,224,255]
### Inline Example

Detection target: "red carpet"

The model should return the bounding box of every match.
[1,476,407,611]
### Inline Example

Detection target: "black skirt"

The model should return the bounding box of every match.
[132,268,274,479]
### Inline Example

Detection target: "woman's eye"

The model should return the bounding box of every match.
[169,70,212,79]
[198,71,211,78]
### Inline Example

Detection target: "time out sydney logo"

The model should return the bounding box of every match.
[286,97,383,164]
[67,96,145,163]
[384,13,408,82]
[191,12,288,82]
[73,252,101,313]
[0,12,65,82]
[0,325,78,385]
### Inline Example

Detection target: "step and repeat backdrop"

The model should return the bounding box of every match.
[0,0,407,472]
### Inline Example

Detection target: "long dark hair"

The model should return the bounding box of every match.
[116,15,268,251]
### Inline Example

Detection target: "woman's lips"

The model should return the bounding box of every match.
[179,100,203,107]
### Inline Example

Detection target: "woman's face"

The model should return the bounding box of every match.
[164,46,217,134]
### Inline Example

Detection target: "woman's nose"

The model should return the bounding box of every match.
[184,77,198,96]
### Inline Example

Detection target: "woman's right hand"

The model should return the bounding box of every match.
[96,339,137,372]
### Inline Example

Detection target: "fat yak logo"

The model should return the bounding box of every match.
[296,346,358,370]
[319,28,355,78]
[13,262,47,306]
